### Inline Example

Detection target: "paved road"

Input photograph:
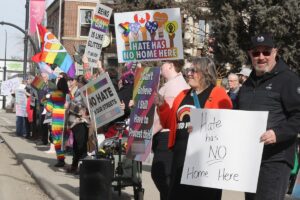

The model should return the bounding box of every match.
[0,139,50,200]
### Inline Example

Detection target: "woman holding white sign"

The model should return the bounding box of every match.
[156,57,232,200]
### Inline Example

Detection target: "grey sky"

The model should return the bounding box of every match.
[0,0,53,60]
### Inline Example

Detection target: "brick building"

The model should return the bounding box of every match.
[46,0,118,74]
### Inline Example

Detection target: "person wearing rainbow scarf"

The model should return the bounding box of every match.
[46,76,69,167]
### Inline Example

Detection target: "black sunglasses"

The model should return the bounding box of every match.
[251,50,272,57]
[185,68,198,75]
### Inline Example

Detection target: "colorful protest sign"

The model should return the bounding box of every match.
[126,67,160,161]
[31,76,45,91]
[1,77,21,96]
[114,8,183,63]
[15,89,27,117]
[84,3,113,68]
[181,109,268,193]
[79,72,123,128]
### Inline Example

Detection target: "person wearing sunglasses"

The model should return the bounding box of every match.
[238,33,300,200]
[155,57,232,200]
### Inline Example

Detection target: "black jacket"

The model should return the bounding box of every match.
[238,59,300,167]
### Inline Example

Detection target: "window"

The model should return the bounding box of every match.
[79,9,93,37]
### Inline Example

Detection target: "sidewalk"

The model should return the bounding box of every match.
[0,109,159,200]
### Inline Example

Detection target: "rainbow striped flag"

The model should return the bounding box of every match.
[31,76,45,90]
[32,24,76,78]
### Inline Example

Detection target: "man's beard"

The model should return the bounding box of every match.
[254,63,270,75]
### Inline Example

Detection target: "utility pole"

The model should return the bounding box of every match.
[2,30,7,109]
[23,0,30,81]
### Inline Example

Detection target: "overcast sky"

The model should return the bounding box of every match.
[0,0,53,60]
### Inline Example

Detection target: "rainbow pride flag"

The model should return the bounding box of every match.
[32,24,76,78]
[87,78,108,95]
[31,76,45,90]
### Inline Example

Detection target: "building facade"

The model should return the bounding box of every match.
[46,0,118,74]
[46,0,211,72]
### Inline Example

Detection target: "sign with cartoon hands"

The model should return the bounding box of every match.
[114,8,183,63]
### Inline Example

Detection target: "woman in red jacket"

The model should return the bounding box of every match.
[156,57,232,200]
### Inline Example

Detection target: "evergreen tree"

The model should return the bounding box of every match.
[209,0,300,74]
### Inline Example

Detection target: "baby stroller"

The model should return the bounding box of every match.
[99,121,144,200]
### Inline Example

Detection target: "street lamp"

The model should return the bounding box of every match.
[23,0,29,81]
[2,30,7,109]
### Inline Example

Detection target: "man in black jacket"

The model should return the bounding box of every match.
[238,33,300,200]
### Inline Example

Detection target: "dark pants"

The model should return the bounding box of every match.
[31,107,38,139]
[245,161,291,200]
[40,114,49,145]
[151,132,173,200]
[16,116,27,136]
[71,123,88,168]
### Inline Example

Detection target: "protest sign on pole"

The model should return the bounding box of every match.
[0,77,21,96]
[15,89,27,117]
[126,67,160,161]
[114,8,183,63]
[79,72,123,128]
[181,109,268,193]
[84,3,112,69]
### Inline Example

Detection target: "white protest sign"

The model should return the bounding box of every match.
[85,3,112,68]
[114,8,184,63]
[181,109,268,193]
[79,72,124,128]
[15,89,27,117]
[1,77,21,95]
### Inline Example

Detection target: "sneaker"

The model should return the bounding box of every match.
[54,160,65,168]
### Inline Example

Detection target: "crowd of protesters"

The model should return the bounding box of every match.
[6,32,300,200]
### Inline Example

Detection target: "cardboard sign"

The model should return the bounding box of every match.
[1,77,21,95]
[181,109,268,193]
[114,8,184,63]
[15,89,27,117]
[126,67,160,161]
[85,3,113,68]
[79,72,123,128]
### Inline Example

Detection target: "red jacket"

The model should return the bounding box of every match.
[158,86,233,149]
[26,97,33,123]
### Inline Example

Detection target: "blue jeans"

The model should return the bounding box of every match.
[16,116,27,136]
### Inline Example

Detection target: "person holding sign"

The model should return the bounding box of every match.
[238,33,300,200]
[156,57,232,200]
[152,60,190,200]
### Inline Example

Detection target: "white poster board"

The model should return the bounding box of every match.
[1,77,21,96]
[79,73,124,128]
[181,109,268,193]
[15,89,27,117]
[114,8,184,63]
[84,3,112,68]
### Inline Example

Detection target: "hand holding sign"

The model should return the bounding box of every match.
[129,22,141,41]
[134,12,150,40]
[165,21,178,47]
[119,22,130,50]
[145,21,158,41]
[153,12,168,38]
